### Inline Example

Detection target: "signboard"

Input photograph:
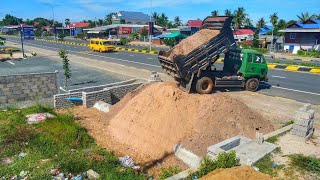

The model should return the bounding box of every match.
[118,27,132,35]
[148,22,154,36]
[22,27,35,40]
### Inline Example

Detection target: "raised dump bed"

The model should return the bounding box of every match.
[158,16,236,91]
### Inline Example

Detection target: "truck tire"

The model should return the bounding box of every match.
[245,78,259,92]
[196,77,214,94]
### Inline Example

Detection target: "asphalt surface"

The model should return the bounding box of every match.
[5,36,320,104]
[0,57,131,91]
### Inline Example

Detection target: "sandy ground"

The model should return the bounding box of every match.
[200,166,274,180]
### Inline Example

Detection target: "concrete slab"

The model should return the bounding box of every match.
[173,144,201,168]
[207,136,277,166]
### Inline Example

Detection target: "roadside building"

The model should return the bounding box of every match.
[259,26,274,35]
[187,20,203,35]
[280,18,320,54]
[166,26,192,36]
[68,22,90,37]
[234,29,254,42]
[112,11,153,25]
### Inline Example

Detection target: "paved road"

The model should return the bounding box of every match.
[0,57,131,91]
[6,37,320,104]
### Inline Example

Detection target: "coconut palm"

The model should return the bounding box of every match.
[244,17,253,27]
[297,12,310,22]
[174,16,182,26]
[233,7,247,29]
[269,12,279,52]
[211,10,219,17]
[256,18,266,29]
[152,12,159,25]
[225,9,232,16]
[64,18,70,27]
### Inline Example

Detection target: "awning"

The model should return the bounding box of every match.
[156,32,188,39]
[87,31,102,34]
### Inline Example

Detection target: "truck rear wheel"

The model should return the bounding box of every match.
[245,78,259,92]
[196,77,214,94]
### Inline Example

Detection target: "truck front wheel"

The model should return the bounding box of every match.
[245,78,259,92]
[196,77,214,94]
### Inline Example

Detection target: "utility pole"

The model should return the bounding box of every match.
[11,11,25,58]
[45,3,59,40]
[149,0,152,51]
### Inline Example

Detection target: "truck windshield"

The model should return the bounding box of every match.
[255,55,266,63]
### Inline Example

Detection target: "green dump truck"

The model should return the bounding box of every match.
[158,16,268,94]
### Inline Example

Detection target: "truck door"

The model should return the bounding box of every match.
[245,53,255,77]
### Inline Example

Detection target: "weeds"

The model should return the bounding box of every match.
[254,154,283,177]
[289,154,320,174]
[266,136,279,143]
[159,166,181,179]
[0,105,144,179]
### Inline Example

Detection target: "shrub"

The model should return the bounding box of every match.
[129,33,139,40]
[159,166,181,179]
[289,154,320,174]
[253,48,268,54]
[162,38,176,48]
[297,50,304,55]
[120,38,130,45]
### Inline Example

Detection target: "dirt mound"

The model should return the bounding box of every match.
[200,166,274,180]
[167,29,220,59]
[107,82,274,160]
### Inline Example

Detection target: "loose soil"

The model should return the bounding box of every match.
[200,166,274,180]
[73,82,274,176]
[167,29,220,59]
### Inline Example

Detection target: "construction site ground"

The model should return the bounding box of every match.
[68,82,319,178]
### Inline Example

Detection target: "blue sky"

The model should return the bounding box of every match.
[1,0,319,24]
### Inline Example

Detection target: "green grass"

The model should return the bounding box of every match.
[159,166,181,179]
[266,136,279,143]
[289,154,320,174]
[0,104,144,179]
[253,154,284,177]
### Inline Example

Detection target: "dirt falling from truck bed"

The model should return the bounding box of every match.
[167,29,220,59]
[105,82,274,161]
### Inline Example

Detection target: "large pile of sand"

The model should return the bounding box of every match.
[167,29,220,59]
[107,82,274,160]
[200,166,274,180]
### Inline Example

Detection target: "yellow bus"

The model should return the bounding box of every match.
[89,39,115,52]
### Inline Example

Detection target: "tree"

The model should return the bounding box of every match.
[252,30,259,48]
[25,18,33,25]
[105,13,115,25]
[297,12,310,22]
[157,13,169,27]
[58,50,71,87]
[233,7,247,29]
[269,12,279,52]
[225,9,232,16]
[244,18,253,27]
[273,19,287,36]
[162,38,176,48]
[65,18,70,27]
[174,16,182,26]
[256,18,266,29]
[2,14,22,25]
[211,10,219,17]
[152,12,159,25]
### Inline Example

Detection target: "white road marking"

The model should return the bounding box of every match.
[7,61,15,65]
[271,75,286,79]
[148,58,153,59]
[272,86,320,96]
[129,55,134,57]
[115,53,119,54]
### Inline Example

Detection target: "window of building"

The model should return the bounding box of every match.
[290,33,296,39]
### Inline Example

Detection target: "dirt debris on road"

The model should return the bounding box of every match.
[74,82,274,167]
[167,29,220,59]
[200,166,274,180]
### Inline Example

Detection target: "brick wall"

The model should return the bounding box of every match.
[54,92,83,109]
[0,72,58,105]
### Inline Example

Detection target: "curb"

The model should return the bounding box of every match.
[36,38,158,55]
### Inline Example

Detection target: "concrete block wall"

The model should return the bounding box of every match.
[54,92,83,109]
[69,79,138,93]
[292,104,315,141]
[0,72,58,105]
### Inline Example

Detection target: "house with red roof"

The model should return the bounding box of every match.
[187,20,203,35]
[234,29,254,42]
[68,22,90,36]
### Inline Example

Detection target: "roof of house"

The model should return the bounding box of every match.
[281,18,320,32]
[187,20,203,27]
[234,29,254,35]
[259,26,274,35]
[113,11,152,21]
[69,22,90,28]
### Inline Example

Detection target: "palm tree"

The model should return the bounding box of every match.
[152,12,159,25]
[233,7,247,29]
[269,12,279,52]
[65,18,70,27]
[225,9,232,16]
[256,18,266,29]
[297,12,310,22]
[174,16,182,26]
[311,13,320,19]
[105,13,114,25]
[211,10,219,17]
[244,18,253,27]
